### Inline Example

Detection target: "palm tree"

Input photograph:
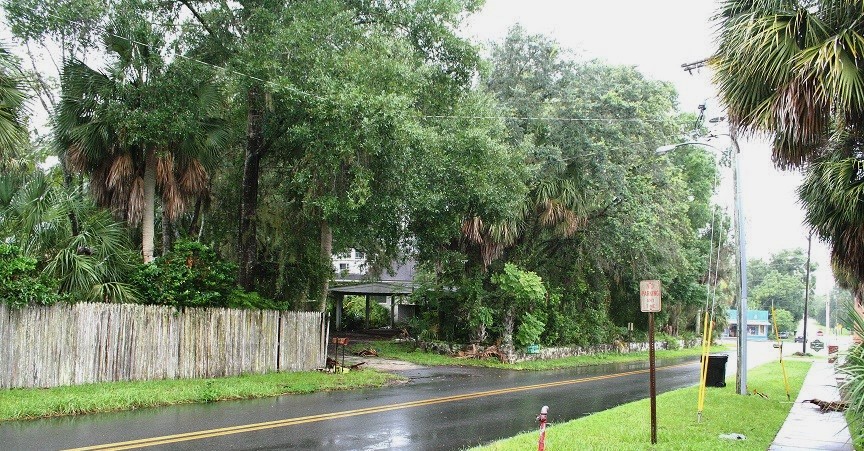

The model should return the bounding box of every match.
[712,0,864,168]
[798,150,864,281]
[55,28,227,263]
[0,168,138,302]
[712,1,864,277]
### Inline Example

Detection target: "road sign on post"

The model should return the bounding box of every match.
[810,339,824,352]
[640,280,662,312]
[640,280,661,444]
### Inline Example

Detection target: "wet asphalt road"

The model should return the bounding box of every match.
[0,355,703,451]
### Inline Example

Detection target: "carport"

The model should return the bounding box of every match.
[329,282,414,330]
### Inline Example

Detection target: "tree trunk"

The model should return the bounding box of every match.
[318,219,333,312]
[187,196,203,237]
[470,322,488,344]
[162,208,174,255]
[142,147,157,263]
[502,306,515,348]
[60,157,80,236]
[238,86,264,291]
[501,306,515,363]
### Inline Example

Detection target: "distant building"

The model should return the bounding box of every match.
[329,249,418,330]
[724,309,772,340]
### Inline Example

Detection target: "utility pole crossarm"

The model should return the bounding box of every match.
[682,58,710,74]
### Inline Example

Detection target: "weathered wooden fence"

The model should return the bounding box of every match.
[0,303,328,389]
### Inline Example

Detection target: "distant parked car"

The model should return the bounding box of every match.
[795,336,805,343]
[817,330,824,337]
[778,331,790,339]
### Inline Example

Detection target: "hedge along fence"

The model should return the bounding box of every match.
[0,303,329,389]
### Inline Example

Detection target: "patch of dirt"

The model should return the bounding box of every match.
[340,355,426,372]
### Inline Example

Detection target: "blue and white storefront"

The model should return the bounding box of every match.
[724,309,772,340]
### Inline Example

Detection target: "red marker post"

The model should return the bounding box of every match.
[537,405,549,451]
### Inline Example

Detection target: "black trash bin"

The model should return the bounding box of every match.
[704,353,728,387]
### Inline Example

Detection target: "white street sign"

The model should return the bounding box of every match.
[640,280,662,312]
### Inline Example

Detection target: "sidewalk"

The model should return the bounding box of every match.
[769,360,854,450]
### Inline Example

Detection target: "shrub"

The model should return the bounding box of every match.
[515,312,545,347]
[543,310,579,345]
[680,331,699,348]
[0,244,62,307]
[130,240,238,308]
[227,290,281,310]
[840,301,864,447]
[657,332,681,350]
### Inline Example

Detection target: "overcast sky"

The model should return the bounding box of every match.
[463,0,834,295]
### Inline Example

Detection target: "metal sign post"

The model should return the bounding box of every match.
[640,280,661,445]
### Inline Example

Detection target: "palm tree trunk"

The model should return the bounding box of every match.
[238,86,264,291]
[318,219,332,312]
[162,208,174,254]
[142,147,157,263]
[187,196,203,237]
[60,157,80,236]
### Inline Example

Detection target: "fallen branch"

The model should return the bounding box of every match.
[805,399,848,412]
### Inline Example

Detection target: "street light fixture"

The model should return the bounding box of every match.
[656,129,749,396]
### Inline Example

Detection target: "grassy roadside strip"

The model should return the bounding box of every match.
[0,369,403,422]
[474,358,812,450]
[0,341,727,422]
[365,341,729,370]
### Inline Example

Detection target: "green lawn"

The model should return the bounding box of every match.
[474,358,811,450]
[364,340,728,371]
[0,369,402,421]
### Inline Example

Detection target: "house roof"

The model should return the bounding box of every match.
[334,259,417,283]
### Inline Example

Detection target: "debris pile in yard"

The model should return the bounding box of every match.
[325,357,365,372]
[805,398,848,412]
[454,344,504,362]
[355,348,379,357]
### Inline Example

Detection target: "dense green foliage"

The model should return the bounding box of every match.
[399,26,736,348]
[0,244,62,307]
[0,2,737,350]
[747,248,816,321]
[0,43,26,165]
[770,308,795,335]
[129,240,239,308]
[342,295,390,330]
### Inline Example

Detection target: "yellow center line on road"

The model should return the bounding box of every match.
[66,361,696,450]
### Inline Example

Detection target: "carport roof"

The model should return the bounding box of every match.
[329,281,414,296]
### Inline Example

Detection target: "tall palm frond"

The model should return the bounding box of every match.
[799,153,864,279]
[0,168,137,302]
[0,44,27,164]
[712,0,864,169]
